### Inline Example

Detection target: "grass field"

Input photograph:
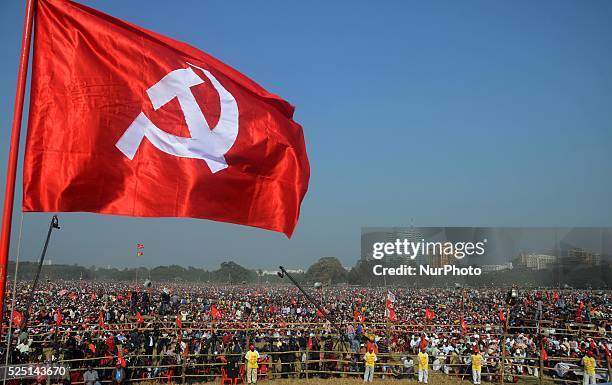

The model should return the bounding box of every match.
[192,372,546,385]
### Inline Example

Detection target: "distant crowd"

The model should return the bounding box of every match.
[1,281,610,384]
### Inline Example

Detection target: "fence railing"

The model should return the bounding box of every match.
[1,320,611,384]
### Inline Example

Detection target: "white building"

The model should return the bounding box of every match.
[481,262,513,272]
[260,268,304,276]
[519,254,557,270]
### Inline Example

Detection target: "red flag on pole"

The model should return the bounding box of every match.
[21,0,309,237]
[541,346,548,362]
[176,314,183,328]
[211,306,221,319]
[499,309,506,322]
[460,317,468,334]
[56,308,62,326]
[136,312,144,325]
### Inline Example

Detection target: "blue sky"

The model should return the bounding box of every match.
[0,0,611,270]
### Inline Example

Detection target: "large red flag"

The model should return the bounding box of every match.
[23,0,309,237]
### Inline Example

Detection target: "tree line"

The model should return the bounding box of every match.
[7,256,612,288]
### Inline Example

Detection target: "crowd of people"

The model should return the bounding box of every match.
[1,280,610,384]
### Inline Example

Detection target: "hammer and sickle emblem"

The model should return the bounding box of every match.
[116,63,238,173]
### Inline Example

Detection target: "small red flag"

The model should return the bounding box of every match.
[176,314,183,328]
[11,310,24,328]
[354,310,365,323]
[367,340,379,354]
[385,292,397,321]
[499,309,506,322]
[541,346,548,361]
[211,306,222,319]
[419,335,429,351]
[575,307,583,322]
[98,311,108,329]
[136,312,144,324]
[316,308,327,318]
[23,0,309,237]
[460,317,468,333]
[117,350,127,368]
[425,308,435,321]
[56,309,62,326]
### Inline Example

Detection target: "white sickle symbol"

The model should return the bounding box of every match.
[116,63,238,173]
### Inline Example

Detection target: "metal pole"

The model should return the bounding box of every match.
[0,0,37,326]
[277,266,350,351]
[23,215,60,327]
[538,343,544,385]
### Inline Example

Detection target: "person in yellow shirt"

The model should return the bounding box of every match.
[418,348,429,384]
[363,347,377,382]
[245,345,260,384]
[471,347,483,385]
[582,350,596,385]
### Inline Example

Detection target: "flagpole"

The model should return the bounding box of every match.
[0,0,37,325]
